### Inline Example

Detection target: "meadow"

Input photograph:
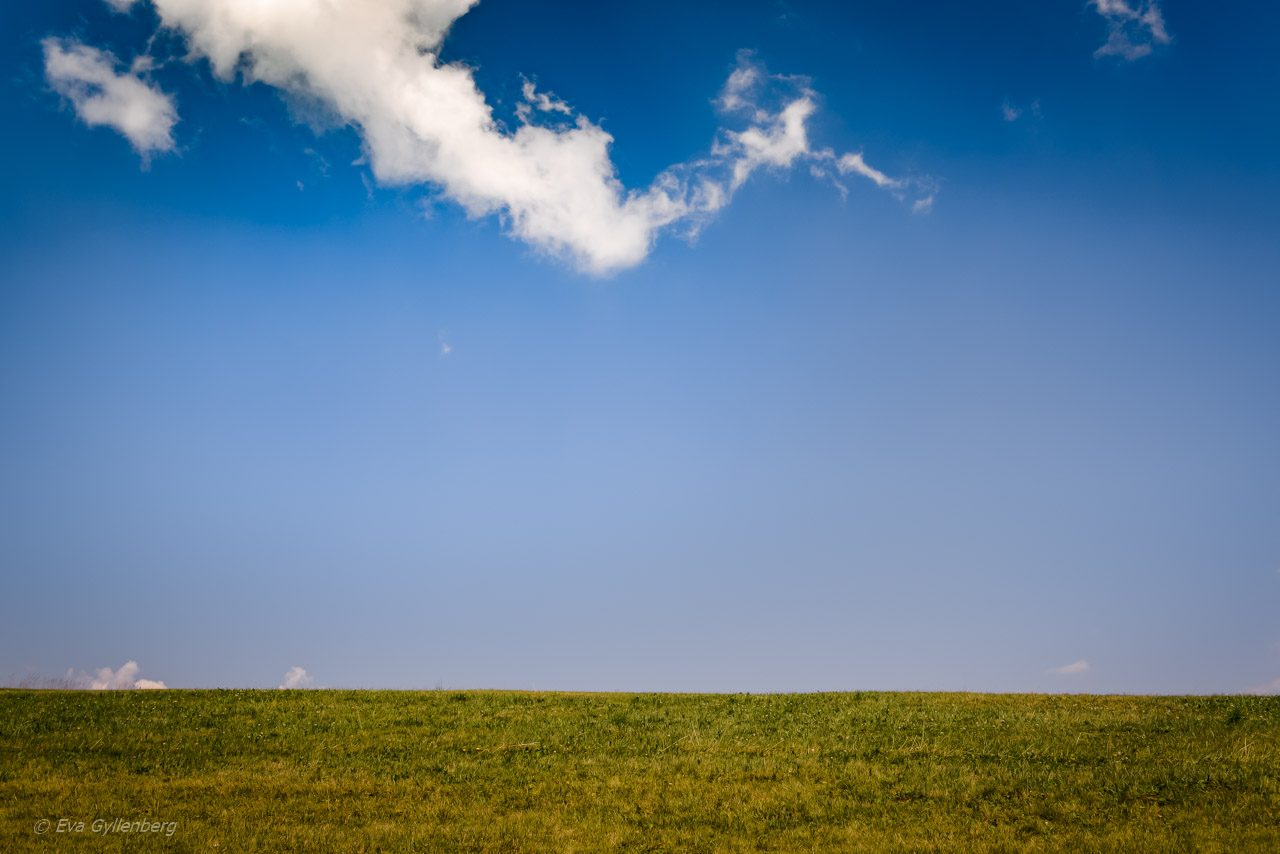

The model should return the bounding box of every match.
[1,689,1277,851]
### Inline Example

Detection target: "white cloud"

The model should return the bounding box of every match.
[835,151,899,190]
[825,149,935,214]
[43,38,177,156]
[724,96,817,191]
[104,0,142,11]
[67,660,168,690]
[717,63,761,113]
[1246,676,1280,695]
[516,79,573,124]
[1091,0,1171,61]
[1002,101,1021,123]
[1050,659,1091,676]
[710,65,932,211]
[279,666,315,689]
[49,1,930,274]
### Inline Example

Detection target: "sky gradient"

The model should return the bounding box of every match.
[2,0,1278,693]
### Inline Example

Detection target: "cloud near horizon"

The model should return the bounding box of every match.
[1091,0,1171,61]
[1051,659,1091,676]
[279,666,315,689]
[1246,676,1280,695]
[68,660,168,690]
[44,0,931,275]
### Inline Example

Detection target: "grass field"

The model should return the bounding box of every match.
[1,690,1278,851]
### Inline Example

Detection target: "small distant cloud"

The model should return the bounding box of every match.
[440,339,453,358]
[1001,99,1042,123]
[67,660,167,690]
[815,150,937,213]
[836,151,899,190]
[1050,659,1091,676]
[515,78,573,124]
[1091,0,1171,61]
[279,666,315,689]
[1246,676,1280,695]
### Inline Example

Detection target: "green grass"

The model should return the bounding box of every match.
[2,690,1278,851]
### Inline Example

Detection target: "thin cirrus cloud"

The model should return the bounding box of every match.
[67,660,168,690]
[1091,0,1172,61]
[42,0,932,275]
[42,38,177,156]
[1001,99,1041,123]
[1050,659,1091,676]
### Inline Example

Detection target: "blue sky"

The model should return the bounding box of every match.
[1,0,1278,693]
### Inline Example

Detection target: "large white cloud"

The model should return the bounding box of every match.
[1091,0,1171,61]
[48,0,928,273]
[43,38,177,155]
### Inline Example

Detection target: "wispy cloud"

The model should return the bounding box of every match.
[278,666,315,689]
[67,660,168,690]
[42,37,177,157]
[1091,0,1172,61]
[515,79,573,124]
[1001,98,1041,124]
[45,2,931,274]
[835,151,898,189]
[1050,659,1091,676]
[717,62,762,113]
[709,58,936,215]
